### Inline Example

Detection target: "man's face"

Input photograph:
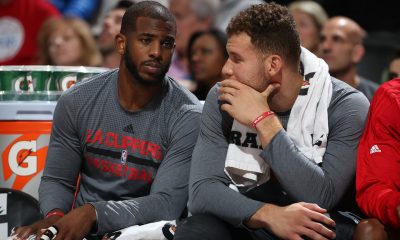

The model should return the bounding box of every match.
[123,17,175,85]
[222,33,268,92]
[320,19,357,75]
[98,8,126,52]
[169,0,209,56]
[389,58,400,80]
[222,33,296,110]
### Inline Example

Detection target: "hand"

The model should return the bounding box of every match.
[42,204,97,240]
[10,215,61,240]
[218,79,280,127]
[247,203,336,240]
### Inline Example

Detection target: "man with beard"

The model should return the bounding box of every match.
[11,2,202,240]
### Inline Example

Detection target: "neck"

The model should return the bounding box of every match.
[332,67,358,88]
[102,52,120,69]
[269,71,303,113]
[117,63,162,111]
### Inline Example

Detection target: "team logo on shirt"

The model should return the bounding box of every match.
[121,150,128,165]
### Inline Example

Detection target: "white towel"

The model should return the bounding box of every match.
[224,47,332,192]
[103,220,175,240]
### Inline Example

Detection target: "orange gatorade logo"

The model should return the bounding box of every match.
[2,134,48,190]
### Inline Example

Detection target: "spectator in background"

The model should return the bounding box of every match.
[97,0,134,68]
[188,29,228,100]
[321,16,379,101]
[168,0,217,91]
[288,0,328,57]
[354,78,400,240]
[38,17,102,66]
[382,49,400,82]
[0,0,60,65]
[49,0,99,22]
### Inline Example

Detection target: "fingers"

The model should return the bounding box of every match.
[301,228,330,240]
[304,221,336,239]
[300,202,327,214]
[307,211,336,230]
[220,79,243,89]
[13,227,33,239]
[218,85,237,96]
[261,83,280,98]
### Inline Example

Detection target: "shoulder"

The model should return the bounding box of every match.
[358,76,380,92]
[331,77,370,108]
[59,69,117,105]
[164,76,203,115]
[372,78,400,108]
[328,77,370,125]
[357,76,380,101]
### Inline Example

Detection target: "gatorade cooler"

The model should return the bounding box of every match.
[0,102,55,200]
[0,66,108,199]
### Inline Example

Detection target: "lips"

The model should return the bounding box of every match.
[143,61,163,74]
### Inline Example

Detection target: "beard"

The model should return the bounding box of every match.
[124,45,171,86]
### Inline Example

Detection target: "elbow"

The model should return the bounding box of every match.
[188,191,202,215]
[188,181,208,215]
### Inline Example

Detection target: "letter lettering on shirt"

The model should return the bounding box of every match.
[242,132,259,148]
[92,129,103,145]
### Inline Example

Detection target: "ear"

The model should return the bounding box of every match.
[352,44,365,63]
[264,54,283,78]
[115,33,126,55]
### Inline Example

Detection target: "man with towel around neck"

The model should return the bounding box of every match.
[174,2,369,240]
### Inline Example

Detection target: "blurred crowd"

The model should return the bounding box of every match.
[0,0,399,100]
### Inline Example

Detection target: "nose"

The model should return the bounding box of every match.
[103,15,112,29]
[191,51,201,63]
[50,36,63,48]
[321,37,331,52]
[149,42,161,59]
[221,59,233,78]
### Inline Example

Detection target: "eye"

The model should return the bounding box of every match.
[230,56,240,63]
[162,40,174,49]
[140,38,151,44]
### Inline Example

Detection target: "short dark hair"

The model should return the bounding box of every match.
[114,0,134,10]
[227,2,301,69]
[120,1,176,35]
[187,29,228,62]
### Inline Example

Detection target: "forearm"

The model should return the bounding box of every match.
[190,179,263,227]
[91,193,187,234]
[189,136,264,227]
[39,176,77,215]
[261,130,349,209]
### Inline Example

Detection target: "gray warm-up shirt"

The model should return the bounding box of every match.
[189,78,369,227]
[39,70,202,234]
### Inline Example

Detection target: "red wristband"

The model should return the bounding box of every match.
[252,111,275,129]
[46,210,65,218]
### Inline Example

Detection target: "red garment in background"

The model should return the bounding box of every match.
[0,0,60,65]
[356,78,400,228]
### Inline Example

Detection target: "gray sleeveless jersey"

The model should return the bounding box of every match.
[39,69,202,234]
